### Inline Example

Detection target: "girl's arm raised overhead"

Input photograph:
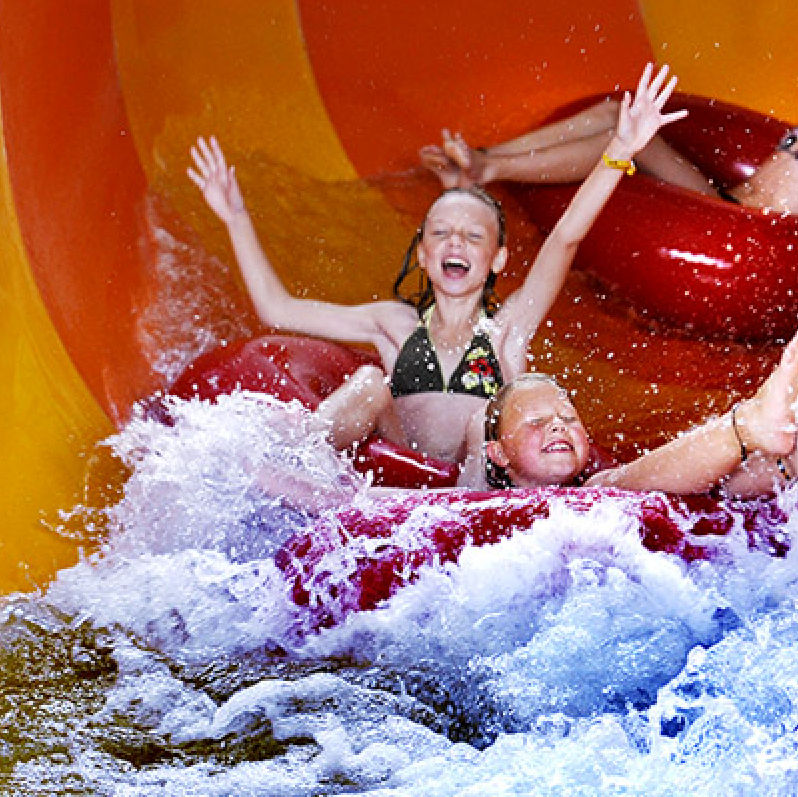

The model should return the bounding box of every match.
[188,136,402,346]
[497,64,688,364]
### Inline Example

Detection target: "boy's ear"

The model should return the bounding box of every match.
[486,440,509,468]
[491,246,508,275]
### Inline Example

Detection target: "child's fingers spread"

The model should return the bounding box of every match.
[655,75,679,108]
[662,108,689,125]
[187,167,204,188]
[420,148,448,168]
[196,136,217,171]
[635,62,654,98]
[647,64,670,98]
[210,136,227,170]
[619,90,632,117]
[190,147,211,180]
[194,136,212,162]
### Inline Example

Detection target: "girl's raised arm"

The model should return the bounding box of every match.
[497,64,688,366]
[188,136,396,345]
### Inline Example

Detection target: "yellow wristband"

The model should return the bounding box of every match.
[602,152,637,176]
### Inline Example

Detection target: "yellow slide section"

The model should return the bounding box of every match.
[0,122,107,591]
[641,0,798,121]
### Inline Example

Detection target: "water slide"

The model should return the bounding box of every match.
[3,0,798,593]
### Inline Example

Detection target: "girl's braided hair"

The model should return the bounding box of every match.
[393,187,507,317]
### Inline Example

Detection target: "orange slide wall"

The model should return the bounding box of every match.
[2,0,798,592]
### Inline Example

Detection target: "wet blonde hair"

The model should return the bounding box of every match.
[483,373,565,489]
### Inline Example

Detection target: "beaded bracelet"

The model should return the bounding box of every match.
[730,403,748,463]
[602,152,637,176]
[731,404,794,483]
[776,457,795,483]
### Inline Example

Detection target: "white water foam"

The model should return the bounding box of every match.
[30,391,798,795]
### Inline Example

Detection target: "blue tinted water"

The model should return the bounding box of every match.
[3,391,798,795]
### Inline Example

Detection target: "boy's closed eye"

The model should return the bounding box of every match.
[527,413,578,427]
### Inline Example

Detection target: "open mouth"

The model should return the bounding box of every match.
[442,257,470,277]
[541,440,574,454]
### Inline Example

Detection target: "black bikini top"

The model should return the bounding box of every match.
[390,307,504,399]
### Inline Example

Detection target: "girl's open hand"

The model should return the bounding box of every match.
[187,136,245,224]
[615,63,688,156]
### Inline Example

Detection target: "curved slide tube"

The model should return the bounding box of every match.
[3,0,798,592]
[517,95,798,340]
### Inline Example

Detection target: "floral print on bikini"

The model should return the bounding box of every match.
[390,308,504,399]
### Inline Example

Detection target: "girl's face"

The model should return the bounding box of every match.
[488,381,590,487]
[417,193,507,299]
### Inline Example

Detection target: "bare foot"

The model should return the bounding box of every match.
[419,144,462,189]
[442,130,490,187]
[736,331,798,457]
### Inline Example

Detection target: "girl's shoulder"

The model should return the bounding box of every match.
[370,298,420,325]
[354,298,420,343]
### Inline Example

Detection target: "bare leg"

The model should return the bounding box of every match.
[634,137,718,196]
[470,131,615,184]
[252,457,357,513]
[420,100,621,184]
[488,98,622,155]
[422,92,715,194]
[315,365,406,450]
[441,127,716,195]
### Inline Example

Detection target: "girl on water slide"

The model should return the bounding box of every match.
[250,328,798,513]
[189,63,686,465]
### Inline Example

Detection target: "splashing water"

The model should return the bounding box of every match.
[4,391,798,795]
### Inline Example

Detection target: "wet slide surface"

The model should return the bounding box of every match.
[3,0,798,590]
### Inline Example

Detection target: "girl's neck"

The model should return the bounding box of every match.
[426,297,483,353]
[429,294,484,329]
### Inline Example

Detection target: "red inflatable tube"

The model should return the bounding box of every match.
[164,334,790,634]
[514,94,798,341]
[276,487,790,632]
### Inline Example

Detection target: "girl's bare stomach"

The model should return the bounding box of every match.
[395,392,487,463]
